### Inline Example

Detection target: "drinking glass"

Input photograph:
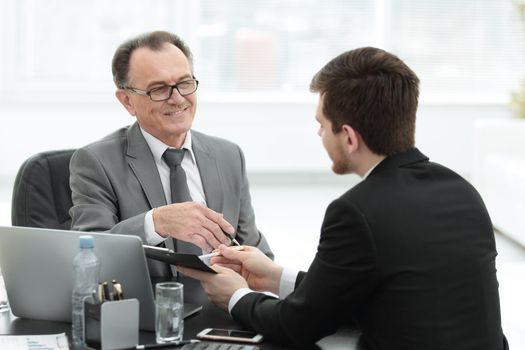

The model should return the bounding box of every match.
[155,282,184,343]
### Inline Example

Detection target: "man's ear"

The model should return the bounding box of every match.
[115,89,136,116]
[341,124,360,153]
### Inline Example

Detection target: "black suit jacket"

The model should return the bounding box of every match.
[232,148,506,349]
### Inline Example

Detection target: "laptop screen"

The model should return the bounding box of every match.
[0,226,158,330]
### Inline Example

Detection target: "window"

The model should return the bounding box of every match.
[1,0,524,104]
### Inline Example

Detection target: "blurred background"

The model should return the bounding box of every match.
[0,0,524,347]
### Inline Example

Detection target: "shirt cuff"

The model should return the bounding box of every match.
[228,287,254,314]
[279,267,300,298]
[144,209,167,246]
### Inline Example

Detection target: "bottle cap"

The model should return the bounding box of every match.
[79,235,94,249]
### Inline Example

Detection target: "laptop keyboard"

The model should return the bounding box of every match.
[181,341,260,350]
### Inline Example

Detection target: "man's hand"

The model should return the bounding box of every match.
[211,245,283,295]
[177,265,248,311]
[152,202,235,251]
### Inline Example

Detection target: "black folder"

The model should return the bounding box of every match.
[143,245,217,273]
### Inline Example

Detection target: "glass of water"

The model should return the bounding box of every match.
[155,282,184,343]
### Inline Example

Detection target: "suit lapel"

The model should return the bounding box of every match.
[192,132,223,212]
[126,123,167,209]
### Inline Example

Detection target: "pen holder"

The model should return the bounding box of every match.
[84,298,139,350]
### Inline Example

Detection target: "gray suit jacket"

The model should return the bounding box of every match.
[69,123,273,276]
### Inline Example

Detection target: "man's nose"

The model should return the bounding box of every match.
[167,88,185,103]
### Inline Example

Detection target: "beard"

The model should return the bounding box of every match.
[332,160,351,175]
[323,134,353,175]
[330,148,353,175]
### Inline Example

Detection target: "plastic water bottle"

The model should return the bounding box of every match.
[71,235,100,345]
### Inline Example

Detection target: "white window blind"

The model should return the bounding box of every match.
[1,0,524,104]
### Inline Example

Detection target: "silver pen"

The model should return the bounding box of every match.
[199,245,244,260]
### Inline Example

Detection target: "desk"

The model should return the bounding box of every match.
[0,277,360,349]
[0,303,361,350]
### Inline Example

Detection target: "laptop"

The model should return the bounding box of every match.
[0,226,201,331]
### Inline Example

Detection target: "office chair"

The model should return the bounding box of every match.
[11,149,76,229]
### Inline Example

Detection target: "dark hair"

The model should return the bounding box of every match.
[310,47,419,156]
[112,31,193,89]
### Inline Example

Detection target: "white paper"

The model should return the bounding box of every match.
[0,333,69,350]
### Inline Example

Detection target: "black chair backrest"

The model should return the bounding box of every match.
[11,149,76,229]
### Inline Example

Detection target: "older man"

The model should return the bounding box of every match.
[69,31,273,277]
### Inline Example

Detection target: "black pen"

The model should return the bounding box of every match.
[223,231,241,246]
[122,339,199,349]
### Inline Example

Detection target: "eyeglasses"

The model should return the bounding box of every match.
[125,78,199,101]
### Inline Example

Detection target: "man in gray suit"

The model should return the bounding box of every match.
[69,31,273,277]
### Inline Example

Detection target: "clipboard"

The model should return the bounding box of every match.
[143,245,217,273]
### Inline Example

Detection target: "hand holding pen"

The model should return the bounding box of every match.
[199,245,244,260]
[197,245,248,275]
[217,213,240,246]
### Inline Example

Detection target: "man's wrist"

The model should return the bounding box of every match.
[279,267,300,298]
[151,207,170,238]
[145,209,168,245]
[268,265,284,295]
[228,288,253,314]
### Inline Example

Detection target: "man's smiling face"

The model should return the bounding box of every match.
[123,42,197,147]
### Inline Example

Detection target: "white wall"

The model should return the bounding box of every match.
[0,100,513,182]
[0,100,520,236]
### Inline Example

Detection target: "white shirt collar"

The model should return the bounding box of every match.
[139,127,196,164]
[362,160,382,180]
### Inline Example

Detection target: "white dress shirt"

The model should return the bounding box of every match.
[140,128,206,246]
[228,267,299,313]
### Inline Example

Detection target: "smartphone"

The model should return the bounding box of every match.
[197,328,264,343]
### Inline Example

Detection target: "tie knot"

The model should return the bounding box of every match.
[162,148,186,168]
